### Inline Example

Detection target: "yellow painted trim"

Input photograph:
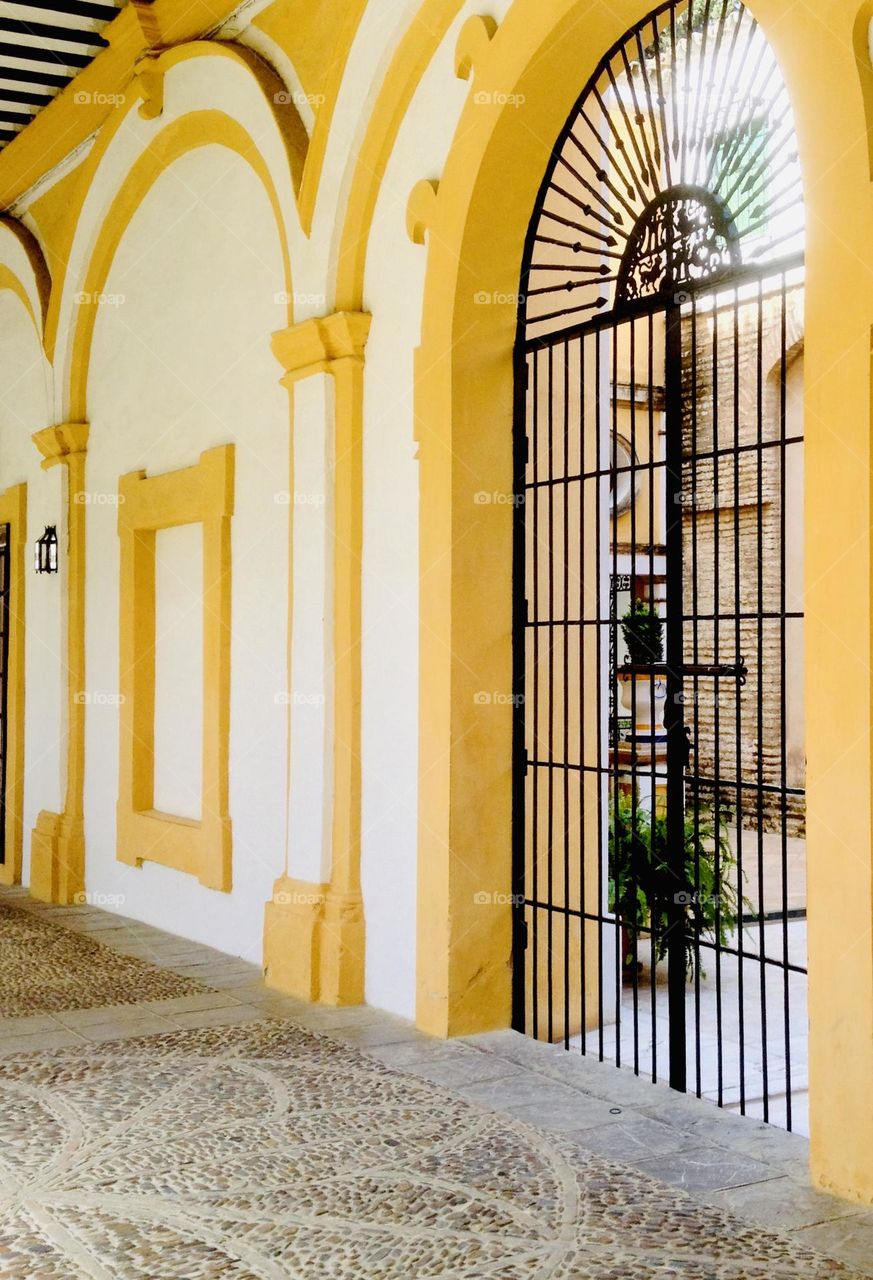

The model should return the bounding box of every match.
[0,266,37,334]
[270,310,371,382]
[291,0,369,236]
[406,178,439,246]
[454,14,497,81]
[33,422,89,471]
[0,484,26,887]
[29,424,88,906]
[0,219,50,338]
[264,311,370,1006]
[116,445,234,891]
[334,0,465,309]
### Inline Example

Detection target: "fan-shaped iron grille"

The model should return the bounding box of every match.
[522,0,803,340]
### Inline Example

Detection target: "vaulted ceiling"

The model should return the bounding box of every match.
[0,0,122,148]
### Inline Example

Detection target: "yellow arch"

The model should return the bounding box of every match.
[65,108,294,421]
[334,0,464,307]
[0,218,50,341]
[0,266,39,335]
[405,0,873,1208]
[45,39,304,374]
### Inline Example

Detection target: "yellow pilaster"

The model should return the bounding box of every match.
[0,483,27,888]
[30,423,89,905]
[264,311,370,1006]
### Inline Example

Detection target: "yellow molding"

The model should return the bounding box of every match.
[264,311,370,1006]
[32,422,89,470]
[116,445,234,891]
[270,310,370,383]
[29,424,89,905]
[0,484,26,887]
[454,14,498,81]
[406,178,440,245]
[0,218,50,334]
[264,876,327,1000]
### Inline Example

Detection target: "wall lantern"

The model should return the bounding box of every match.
[35,525,59,575]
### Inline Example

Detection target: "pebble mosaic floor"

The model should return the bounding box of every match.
[0,901,206,1017]
[0,1018,864,1279]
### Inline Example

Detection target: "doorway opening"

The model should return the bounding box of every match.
[512,0,807,1132]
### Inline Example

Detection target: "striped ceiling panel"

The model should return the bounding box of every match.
[0,0,124,149]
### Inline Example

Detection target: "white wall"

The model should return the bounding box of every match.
[83,144,290,962]
[153,523,204,820]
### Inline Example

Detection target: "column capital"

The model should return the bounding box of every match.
[32,422,89,471]
[271,311,371,385]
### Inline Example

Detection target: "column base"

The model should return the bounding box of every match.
[29,811,85,905]
[319,889,365,1006]
[263,877,365,1006]
[263,876,327,1001]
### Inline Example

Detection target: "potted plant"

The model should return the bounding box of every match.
[618,598,666,739]
[608,790,745,979]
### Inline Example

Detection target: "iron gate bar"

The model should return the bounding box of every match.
[617,662,748,680]
[779,274,793,1130]
[664,301,687,1093]
[755,277,769,1121]
[525,431,803,491]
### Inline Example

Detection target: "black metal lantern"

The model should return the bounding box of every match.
[35,525,58,575]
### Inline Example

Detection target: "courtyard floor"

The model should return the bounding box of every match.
[1,886,872,1278]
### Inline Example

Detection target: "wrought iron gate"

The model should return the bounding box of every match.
[512,0,807,1131]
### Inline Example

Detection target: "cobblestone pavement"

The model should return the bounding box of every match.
[0,899,206,1017]
[1,886,872,1278]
